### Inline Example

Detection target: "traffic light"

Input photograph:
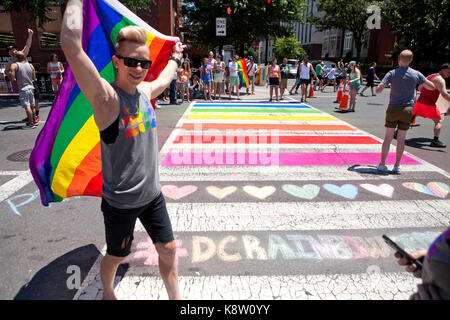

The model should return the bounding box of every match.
[227,7,231,15]
[267,0,271,3]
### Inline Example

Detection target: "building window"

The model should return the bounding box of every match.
[344,32,352,51]
[0,32,15,48]
[40,32,61,49]
[330,35,336,50]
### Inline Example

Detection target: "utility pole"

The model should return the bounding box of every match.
[265,0,271,65]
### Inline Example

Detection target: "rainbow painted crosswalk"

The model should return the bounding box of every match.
[76,100,450,300]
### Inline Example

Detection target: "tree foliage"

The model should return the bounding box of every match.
[1,0,155,29]
[273,36,305,61]
[183,0,308,55]
[309,0,376,62]
[121,0,156,15]
[381,0,450,65]
[1,0,63,28]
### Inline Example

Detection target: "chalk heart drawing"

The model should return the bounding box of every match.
[402,182,449,198]
[161,185,198,200]
[282,184,320,200]
[360,184,394,198]
[206,186,237,200]
[243,186,276,200]
[323,184,358,200]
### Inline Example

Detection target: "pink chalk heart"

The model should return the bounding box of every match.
[161,185,198,200]
[360,184,394,198]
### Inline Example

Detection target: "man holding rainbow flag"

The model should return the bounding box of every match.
[58,0,184,299]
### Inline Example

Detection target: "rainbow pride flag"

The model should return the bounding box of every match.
[237,58,249,89]
[29,0,178,206]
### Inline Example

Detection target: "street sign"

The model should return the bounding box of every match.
[216,17,226,37]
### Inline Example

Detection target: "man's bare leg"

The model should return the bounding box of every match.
[100,254,126,300]
[380,127,395,166]
[394,129,407,167]
[155,241,181,300]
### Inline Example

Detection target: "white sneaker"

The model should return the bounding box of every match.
[377,164,388,173]
[392,166,401,174]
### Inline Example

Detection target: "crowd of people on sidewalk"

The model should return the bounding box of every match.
[155,51,260,106]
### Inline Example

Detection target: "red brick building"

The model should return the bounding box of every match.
[0,1,182,92]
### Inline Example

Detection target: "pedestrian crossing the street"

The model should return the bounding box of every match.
[76,100,450,300]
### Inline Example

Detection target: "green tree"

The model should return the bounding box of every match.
[272,36,305,61]
[309,0,376,62]
[1,0,155,29]
[183,0,307,57]
[381,0,450,66]
[1,0,63,28]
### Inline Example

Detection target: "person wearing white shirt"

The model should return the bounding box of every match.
[207,51,217,97]
[247,57,258,95]
[228,55,241,100]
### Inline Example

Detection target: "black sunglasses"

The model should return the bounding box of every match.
[115,54,152,69]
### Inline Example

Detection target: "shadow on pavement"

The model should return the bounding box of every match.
[2,124,26,131]
[347,165,390,176]
[14,244,101,300]
[405,137,446,152]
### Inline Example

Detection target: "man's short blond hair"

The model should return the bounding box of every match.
[115,26,148,53]
[399,50,413,62]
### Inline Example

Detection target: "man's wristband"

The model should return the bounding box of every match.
[169,56,181,67]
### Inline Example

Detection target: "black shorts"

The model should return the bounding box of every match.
[365,78,375,87]
[101,192,174,257]
[269,77,280,86]
[299,78,310,85]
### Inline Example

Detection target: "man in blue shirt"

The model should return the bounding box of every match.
[376,50,435,174]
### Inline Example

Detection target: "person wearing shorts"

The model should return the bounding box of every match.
[267,58,280,101]
[412,63,450,148]
[360,62,380,96]
[297,56,318,103]
[323,64,337,92]
[10,52,36,128]
[247,57,258,94]
[179,60,191,102]
[61,1,185,300]
[201,57,212,100]
[376,50,435,174]
[228,55,241,100]
[347,61,361,112]
[47,53,64,93]
[279,58,289,100]
[213,55,225,100]
[314,61,323,91]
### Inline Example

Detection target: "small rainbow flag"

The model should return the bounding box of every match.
[29,0,178,206]
[237,58,249,89]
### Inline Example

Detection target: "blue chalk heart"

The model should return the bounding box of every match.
[323,184,358,200]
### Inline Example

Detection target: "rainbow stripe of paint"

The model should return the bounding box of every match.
[237,59,249,89]
[162,101,422,166]
[29,0,178,206]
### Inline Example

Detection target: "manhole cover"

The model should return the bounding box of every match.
[7,149,32,162]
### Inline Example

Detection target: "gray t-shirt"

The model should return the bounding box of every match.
[15,61,34,92]
[382,67,427,107]
[101,84,161,209]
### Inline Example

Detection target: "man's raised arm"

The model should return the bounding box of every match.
[22,29,34,57]
[139,42,184,99]
[60,0,118,130]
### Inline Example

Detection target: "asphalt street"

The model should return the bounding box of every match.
[0,80,449,300]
